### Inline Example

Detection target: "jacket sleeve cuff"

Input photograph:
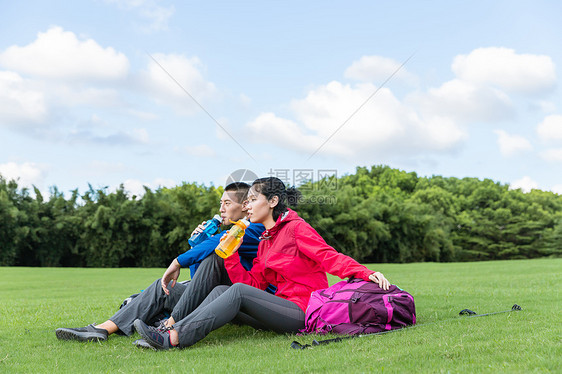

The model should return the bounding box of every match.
[361,269,375,281]
[224,251,241,268]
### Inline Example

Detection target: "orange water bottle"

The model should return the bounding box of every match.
[215,218,250,258]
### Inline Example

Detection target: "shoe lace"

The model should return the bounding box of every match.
[150,323,172,334]
[155,320,172,332]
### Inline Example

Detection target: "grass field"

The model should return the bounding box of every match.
[0,259,560,373]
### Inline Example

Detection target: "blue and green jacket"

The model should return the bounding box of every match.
[177,222,265,278]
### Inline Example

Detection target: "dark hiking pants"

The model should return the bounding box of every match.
[110,254,232,335]
[173,283,305,348]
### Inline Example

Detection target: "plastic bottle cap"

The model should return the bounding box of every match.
[229,218,250,230]
[212,214,222,222]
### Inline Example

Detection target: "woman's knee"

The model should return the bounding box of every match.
[230,282,252,292]
[210,283,251,302]
[208,284,230,297]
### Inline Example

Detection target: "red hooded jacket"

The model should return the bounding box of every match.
[224,209,375,312]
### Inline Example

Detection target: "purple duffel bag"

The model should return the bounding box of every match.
[302,278,416,335]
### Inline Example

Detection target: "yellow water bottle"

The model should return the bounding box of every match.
[215,218,250,258]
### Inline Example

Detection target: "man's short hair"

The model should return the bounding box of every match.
[224,182,251,204]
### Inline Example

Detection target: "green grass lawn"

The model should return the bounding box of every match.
[0,259,560,373]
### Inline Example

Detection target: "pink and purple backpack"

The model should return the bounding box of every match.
[301,278,416,335]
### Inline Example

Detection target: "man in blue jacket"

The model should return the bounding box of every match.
[55,182,266,342]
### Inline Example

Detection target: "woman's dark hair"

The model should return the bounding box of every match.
[251,177,301,221]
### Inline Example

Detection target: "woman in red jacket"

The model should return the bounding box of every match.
[133,177,389,350]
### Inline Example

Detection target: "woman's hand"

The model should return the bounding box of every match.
[231,237,243,254]
[219,231,244,255]
[161,258,181,295]
[369,271,390,290]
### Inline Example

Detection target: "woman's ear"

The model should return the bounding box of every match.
[268,195,279,209]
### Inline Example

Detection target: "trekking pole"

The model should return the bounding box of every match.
[291,304,522,349]
[459,304,522,317]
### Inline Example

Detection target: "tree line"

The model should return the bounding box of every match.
[1,165,561,267]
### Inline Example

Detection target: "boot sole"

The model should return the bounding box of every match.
[133,339,157,350]
[55,328,107,342]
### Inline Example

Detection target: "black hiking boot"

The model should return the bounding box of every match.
[55,324,108,342]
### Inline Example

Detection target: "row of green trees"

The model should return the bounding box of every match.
[0,179,220,267]
[297,166,562,263]
[1,165,561,267]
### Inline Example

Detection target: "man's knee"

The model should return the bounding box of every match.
[199,253,222,269]
[148,278,183,297]
[143,278,163,292]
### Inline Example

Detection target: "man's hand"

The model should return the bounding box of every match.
[161,259,181,295]
[368,272,390,291]
[190,221,207,239]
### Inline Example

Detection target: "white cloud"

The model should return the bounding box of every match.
[246,81,467,160]
[246,47,556,160]
[409,47,555,125]
[537,101,557,114]
[51,86,123,108]
[539,148,562,162]
[551,185,562,195]
[290,81,414,154]
[537,114,562,143]
[68,127,150,146]
[0,162,47,188]
[494,130,533,157]
[452,47,556,94]
[121,179,147,197]
[122,177,176,197]
[247,112,325,154]
[140,53,217,115]
[0,26,129,81]
[415,78,513,123]
[105,0,175,32]
[509,176,538,193]
[0,27,218,147]
[239,93,252,107]
[129,128,150,143]
[138,3,175,31]
[0,26,132,134]
[0,71,47,124]
[344,55,416,83]
[0,27,220,146]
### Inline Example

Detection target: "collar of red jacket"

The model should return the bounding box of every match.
[260,208,302,240]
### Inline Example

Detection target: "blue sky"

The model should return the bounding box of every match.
[1,1,562,197]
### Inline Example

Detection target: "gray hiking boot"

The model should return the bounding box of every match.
[133,319,178,350]
[55,324,108,342]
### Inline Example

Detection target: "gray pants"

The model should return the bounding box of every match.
[110,254,232,335]
[173,283,305,348]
